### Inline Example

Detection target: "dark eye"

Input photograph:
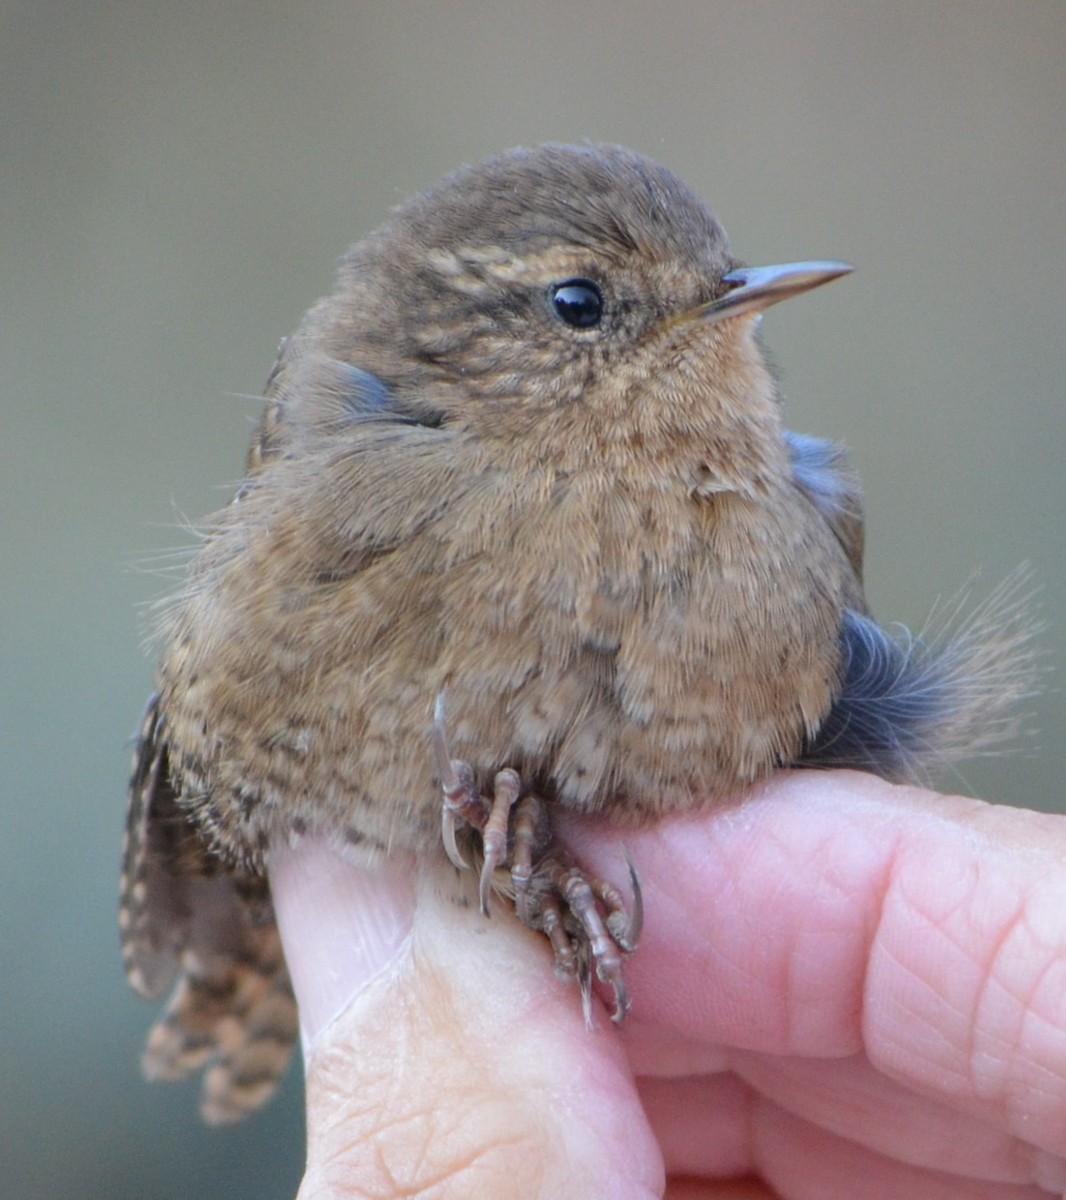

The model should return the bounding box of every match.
[550,279,604,329]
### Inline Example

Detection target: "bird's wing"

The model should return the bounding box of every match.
[784,430,865,582]
[248,322,445,474]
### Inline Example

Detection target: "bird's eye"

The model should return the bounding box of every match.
[550,279,604,329]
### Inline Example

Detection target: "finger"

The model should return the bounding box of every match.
[270,840,417,1046]
[560,771,1066,1157]
[270,840,664,1200]
[642,1074,1057,1200]
[640,1055,1065,1191]
[664,1181,778,1199]
[737,1051,1066,1191]
[619,1019,732,1078]
[637,1074,756,1179]
[751,1103,1054,1200]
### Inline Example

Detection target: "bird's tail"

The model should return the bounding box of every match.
[799,572,1041,784]
[122,696,298,1123]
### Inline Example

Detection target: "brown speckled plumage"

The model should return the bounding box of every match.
[121,143,1033,1120]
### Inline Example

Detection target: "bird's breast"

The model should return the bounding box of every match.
[432,474,852,820]
[160,461,854,854]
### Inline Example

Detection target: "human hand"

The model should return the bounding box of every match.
[270,771,1066,1199]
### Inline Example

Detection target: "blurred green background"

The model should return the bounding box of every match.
[3,4,1063,1197]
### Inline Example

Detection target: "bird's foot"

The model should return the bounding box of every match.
[431,696,641,1022]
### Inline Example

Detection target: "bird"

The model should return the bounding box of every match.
[120,142,1033,1124]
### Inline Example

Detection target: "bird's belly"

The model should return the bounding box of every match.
[416,486,849,826]
[164,485,850,857]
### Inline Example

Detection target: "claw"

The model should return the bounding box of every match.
[618,847,643,951]
[441,806,468,870]
[578,957,594,1029]
[609,977,631,1024]
[434,689,476,869]
[431,690,461,796]
[477,862,493,915]
[600,847,643,953]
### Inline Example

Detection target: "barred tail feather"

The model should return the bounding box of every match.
[141,920,297,1125]
[800,574,1040,783]
[122,695,298,1124]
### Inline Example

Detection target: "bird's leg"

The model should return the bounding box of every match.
[478,769,521,915]
[511,793,548,925]
[537,890,580,982]
[432,697,488,871]
[431,695,642,1022]
[546,858,632,1023]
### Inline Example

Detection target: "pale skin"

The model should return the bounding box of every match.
[270,772,1066,1199]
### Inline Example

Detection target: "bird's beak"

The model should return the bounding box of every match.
[697,261,853,327]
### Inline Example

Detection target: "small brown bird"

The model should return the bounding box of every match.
[121,143,1031,1123]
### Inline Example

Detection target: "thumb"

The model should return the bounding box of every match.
[269,838,663,1200]
[270,840,418,1049]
